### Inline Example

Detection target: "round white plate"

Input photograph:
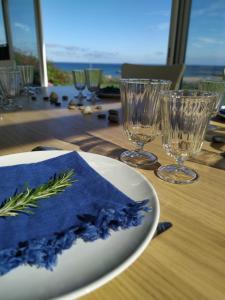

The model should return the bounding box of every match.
[0,151,160,300]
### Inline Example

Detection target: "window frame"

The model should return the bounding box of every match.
[167,0,192,65]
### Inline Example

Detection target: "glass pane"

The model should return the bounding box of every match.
[184,0,225,88]
[8,0,40,84]
[0,0,7,46]
[0,0,9,60]
[41,0,172,86]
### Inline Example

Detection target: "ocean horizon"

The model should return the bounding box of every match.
[53,62,225,79]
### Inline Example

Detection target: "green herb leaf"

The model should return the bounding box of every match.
[0,169,76,217]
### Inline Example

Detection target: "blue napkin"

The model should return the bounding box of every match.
[0,152,149,275]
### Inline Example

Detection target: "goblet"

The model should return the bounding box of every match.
[72,70,86,101]
[85,69,102,103]
[198,80,225,115]
[120,79,171,167]
[17,65,34,97]
[0,70,21,110]
[157,90,217,184]
[198,80,225,130]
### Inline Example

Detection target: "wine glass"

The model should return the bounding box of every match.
[85,69,102,103]
[157,90,217,184]
[17,65,34,98]
[198,80,225,115]
[72,70,86,101]
[120,78,171,167]
[0,70,21,111]
[198,80,225,130]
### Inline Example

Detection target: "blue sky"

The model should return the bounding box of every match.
[41,0,171,64]
[5,0,225,66]
[186,0,225,65]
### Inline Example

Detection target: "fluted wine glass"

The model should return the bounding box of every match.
[198,80,225,115]
[72,70,86,101]
[0,70,21,110]
[120,78,171,167]
[157,90,217,184]
[17,65,34,98]
[198,80,225,130]
[85,69,102,103]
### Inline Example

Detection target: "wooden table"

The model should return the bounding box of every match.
[1,87,225,300]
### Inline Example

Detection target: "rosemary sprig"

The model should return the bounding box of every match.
[0,169,76,217]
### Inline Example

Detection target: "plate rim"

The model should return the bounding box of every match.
[0,150,160,300]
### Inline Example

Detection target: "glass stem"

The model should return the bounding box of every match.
[176,157,185,169]
[28,85,31,100]
[78,91,82,98]
[135,142,144,152]
[91,92,97,104]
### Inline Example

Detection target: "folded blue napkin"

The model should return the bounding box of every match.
[0,152,149,275]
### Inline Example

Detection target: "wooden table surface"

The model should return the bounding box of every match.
[1,87,225,300]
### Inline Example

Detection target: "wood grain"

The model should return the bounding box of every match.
[1,89,225,300]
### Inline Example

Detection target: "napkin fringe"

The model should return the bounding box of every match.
[0,200,149,275]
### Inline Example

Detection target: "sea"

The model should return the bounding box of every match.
[53,62,225,80]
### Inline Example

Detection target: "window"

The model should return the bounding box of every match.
[8,0,40,83]
[183,0,225,88]
[41,0,172,86]
[0,0,9,60]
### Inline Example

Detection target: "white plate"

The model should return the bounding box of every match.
[0,151,160,300]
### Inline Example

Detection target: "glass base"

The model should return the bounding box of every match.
[156,164,198,184]
[207,124,218,132]
[120,150,158,167]
[2,99,22,111]
[86,93,101,103]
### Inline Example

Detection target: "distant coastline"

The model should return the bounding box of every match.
[53,62,122,77]
[53,62,225,80]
